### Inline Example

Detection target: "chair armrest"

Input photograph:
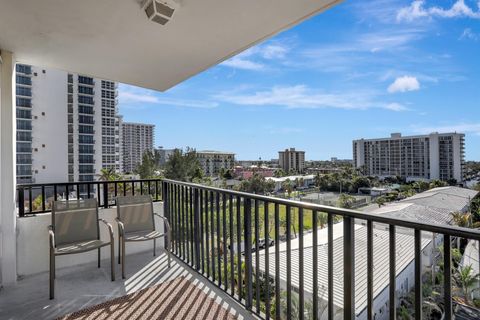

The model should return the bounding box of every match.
[154,213,171,240]
[47,225,55,249]
[115,217,125,236]
[99,218,114,242]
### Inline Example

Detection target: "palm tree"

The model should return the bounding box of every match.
[455,264,479,304]
[97,167,121,181]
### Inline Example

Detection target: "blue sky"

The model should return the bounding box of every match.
[119,0,480,161]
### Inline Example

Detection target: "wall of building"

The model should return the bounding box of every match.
[30,67,68,183]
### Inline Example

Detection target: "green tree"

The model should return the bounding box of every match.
[455,264,479,304]
[135,150,161,179]
[281,179,294,197]
[238,173,274,195]
[274,169,286,178]
[429,179,448,189]
[337,193,356,209]
[164,148,203,182]
[97,167,122,181]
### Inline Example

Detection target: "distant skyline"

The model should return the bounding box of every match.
[118,0,480,161]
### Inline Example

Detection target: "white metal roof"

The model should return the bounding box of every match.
[255,224,430,313]
[399,186,478,212]
[0,0,342,91]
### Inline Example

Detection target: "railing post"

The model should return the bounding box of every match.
[103,182,109,209]
[244,197,253,310]
[18,186,25,217]
[344,216,355,320]
[163,181,169,224]
[193,187,200,270]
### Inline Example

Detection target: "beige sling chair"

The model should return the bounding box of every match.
[115,195,171,279]
[48,198,115,299]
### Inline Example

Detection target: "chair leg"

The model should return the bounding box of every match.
[98,248,101,268]
[166,238,171,268]
[153,239,156,256]
[110,242,115,281]
[118,234,121,264]
[49,250,55,300]
[122,238,126,279]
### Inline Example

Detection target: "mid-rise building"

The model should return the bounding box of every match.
[156,147,176,167]
[196,151,235,176]
[353,132,465,183]
[278,148,305,173]
[15,64,122,184]
[121,122,155,173]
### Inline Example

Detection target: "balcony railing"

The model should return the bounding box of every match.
[162,179,480,320]
[16,179,163,217]
[15,178,480,319]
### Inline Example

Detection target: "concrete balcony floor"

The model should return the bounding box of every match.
[0,250,256,320]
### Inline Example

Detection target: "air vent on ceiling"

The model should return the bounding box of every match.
[144,0,178,25]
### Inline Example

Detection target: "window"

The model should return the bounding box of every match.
[16,97,32,107]
[16,142,31,153]
[79,125,94,134]
[79,165,94,174]
[79,115,94,124]
[78,95,94,105]
[79,135,94,144]
[79,144,94,154]
[16,64,32,74]
[79,105,94,114]
[16,131,32,142]
[16,86,32,97]
[17,154,32,164]
[16,75,32,85]
[16,109,31,119]
[78,76,94,85]
[79,86,94,95]
[79,154,94,163]
[17,120,32,130]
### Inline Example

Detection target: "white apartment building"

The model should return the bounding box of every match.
[278,148,305,173]
[353,132,465,183]
[121,122,155,173]
[196,150,235,176]
[15,64,122,184]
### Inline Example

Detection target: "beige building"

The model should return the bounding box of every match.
[353,132,465,183]
[278,148,305,173]
[196,151,235,176]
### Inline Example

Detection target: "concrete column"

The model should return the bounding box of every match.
[0,50,17,285]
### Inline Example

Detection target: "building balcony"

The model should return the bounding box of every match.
[7,179,480,320]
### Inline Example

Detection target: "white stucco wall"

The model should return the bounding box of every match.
[16,202,165,276]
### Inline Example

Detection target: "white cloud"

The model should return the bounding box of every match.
[118,86,218,109]
[221,57,265,71]
[412,123,480,135]
[214,85,406,112]
[397,0,480,22]
[387,76,420,93]
[384,103,408,111]
[220,42,290,71]
[460,28,479,41]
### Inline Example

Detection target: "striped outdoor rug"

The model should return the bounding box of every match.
[56,277,237,320]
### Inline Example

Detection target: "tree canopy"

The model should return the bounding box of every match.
[238,173,274,195]
[164,148,203,182]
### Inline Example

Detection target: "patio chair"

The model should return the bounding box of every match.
[48,199,115,300]
[115,195,171,279]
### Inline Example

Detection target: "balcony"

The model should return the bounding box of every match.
[9,179,480,319]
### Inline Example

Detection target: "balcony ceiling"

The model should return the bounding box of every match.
[0,0,341,91]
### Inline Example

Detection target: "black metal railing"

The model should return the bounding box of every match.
[17,179,162,217]
[162,179,480,320]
